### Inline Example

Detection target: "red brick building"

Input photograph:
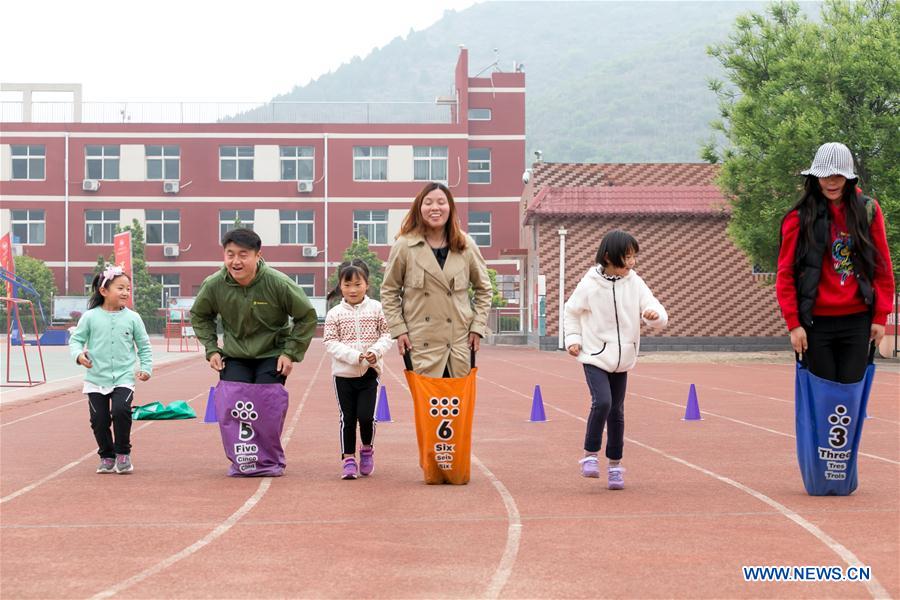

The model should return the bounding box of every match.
[521,162,787,351]
[0,49,525,318]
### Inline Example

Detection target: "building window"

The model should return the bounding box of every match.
[353,210,387,245]
[11,145,46,180]
[280,210,315,245]
[220,146,254,180]
[219,209,254,239]
[497,274,520,302]
[152,274,180,307]
[84,209,120,245]
[413,146,448,181]
[468,148,491,184]
[10,209,46,245]
[353,146,388,181]
[468,211,491,247]
[85,145,120,180]
[290,273,315,297]
[146,145,180,180]
[467,108,492,121]
[146,209,180,245]
[280,146,314,181]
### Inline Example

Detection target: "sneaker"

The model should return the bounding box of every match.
[359,446,374,476]
[579,455,600,478]
[608,466,625,490]
[115,454,133,474]
[341,457,358,480]
[96,458,116,474]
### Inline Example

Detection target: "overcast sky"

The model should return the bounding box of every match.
[0,0,480,102]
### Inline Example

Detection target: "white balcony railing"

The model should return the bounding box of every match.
[0,100,455,124]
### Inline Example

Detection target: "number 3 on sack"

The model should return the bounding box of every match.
[437,419,453,441]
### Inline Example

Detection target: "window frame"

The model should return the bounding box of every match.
[145,145,181,180]
[289,273,315,297]
[219,145,254,181]
[413,146,449,182]
[467,108,492,121]
[145,209,181,245]
[352,209,388,246]
[219,209,255,239]
[85,145,120,180]
[10,145,46,180]
[468,211,492,247]
[152,273,181,308]
[279,209,315,245]
[84,209,120,245]
[10,209,46,245]
[467,147,491,184]
[279,146,315,181]
[352,146,388,181]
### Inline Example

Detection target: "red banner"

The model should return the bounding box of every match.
[0,233,14,297]
[113,231,134,308]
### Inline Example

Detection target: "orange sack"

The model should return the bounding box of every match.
[404,355,477,485]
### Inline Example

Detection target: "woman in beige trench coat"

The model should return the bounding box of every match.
[382,182,492,377]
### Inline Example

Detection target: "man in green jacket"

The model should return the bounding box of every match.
[191,228,317,384]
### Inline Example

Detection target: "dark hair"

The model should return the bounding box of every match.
[88,272,131,310]
[222,228,261,251]
[326,259,370,303]
[785,177,876,278]
[397,182,467,252]
[595,230,640,267]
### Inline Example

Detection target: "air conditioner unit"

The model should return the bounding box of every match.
[163,245,180,257]
[82,179,100,192]
[301,246,318,257]
[163,181,180,194]
[297,180,313,193]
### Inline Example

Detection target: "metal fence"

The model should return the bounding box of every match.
[488,307,529,335]
[1,100,455,124]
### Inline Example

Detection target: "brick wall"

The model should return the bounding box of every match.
[536,214,786,339]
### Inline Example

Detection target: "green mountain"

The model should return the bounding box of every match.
[270,1,810,163]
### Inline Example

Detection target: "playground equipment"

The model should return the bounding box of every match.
[2,297,47,387]
[0,266,71,346]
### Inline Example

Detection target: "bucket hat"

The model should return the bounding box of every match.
[801,142,857,180]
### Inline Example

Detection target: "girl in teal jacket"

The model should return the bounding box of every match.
[69,265,153,474]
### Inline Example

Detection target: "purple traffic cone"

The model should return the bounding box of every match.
[203,386,217,423]
[375,385,393,422]
[529,385,547,422]
[682,384,702,421]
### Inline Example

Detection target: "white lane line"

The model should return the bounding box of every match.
[1,361,202,427]
[628,391,900,466]
[0,387,206,505]
[89,353,326,600]
[478,374,890,600]
[384,363,521,599]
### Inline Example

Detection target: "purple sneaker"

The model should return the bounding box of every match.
[608,466,625,490]
[359,446,374,476]
[115,454,133,474]
[579,455,600,478]
[342,457,358,480]
[96,458,116,474]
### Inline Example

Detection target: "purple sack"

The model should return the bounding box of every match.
[214,380,289,477]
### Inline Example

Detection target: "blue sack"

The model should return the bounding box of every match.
[794,347,875,496]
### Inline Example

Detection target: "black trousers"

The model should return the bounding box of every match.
[88,387,134,458]
[334,368,379,455]
[806,312,871,383]
[582,364,627,460]
[220,356,286,385]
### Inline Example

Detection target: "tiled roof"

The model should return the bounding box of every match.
[532,162,720,188]
[524,186,729,221]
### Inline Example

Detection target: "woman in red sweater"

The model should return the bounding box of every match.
[776,142,895,383]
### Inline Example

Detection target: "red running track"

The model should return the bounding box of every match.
[1,343,897,599]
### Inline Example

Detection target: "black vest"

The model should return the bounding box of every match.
[794,195,874,328]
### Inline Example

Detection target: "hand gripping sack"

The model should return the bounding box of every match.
[404,351,477,485]
[794,346,875,496]
[214,380,289,477]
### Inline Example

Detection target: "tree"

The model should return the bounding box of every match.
[327,237,385,303]
[486,268,507,308]
[91,220,163,323]
[12,255,57,323]
[703,0,899,277]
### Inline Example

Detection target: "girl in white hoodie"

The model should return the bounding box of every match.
[564,230,668,489]
[323,260,394,479]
